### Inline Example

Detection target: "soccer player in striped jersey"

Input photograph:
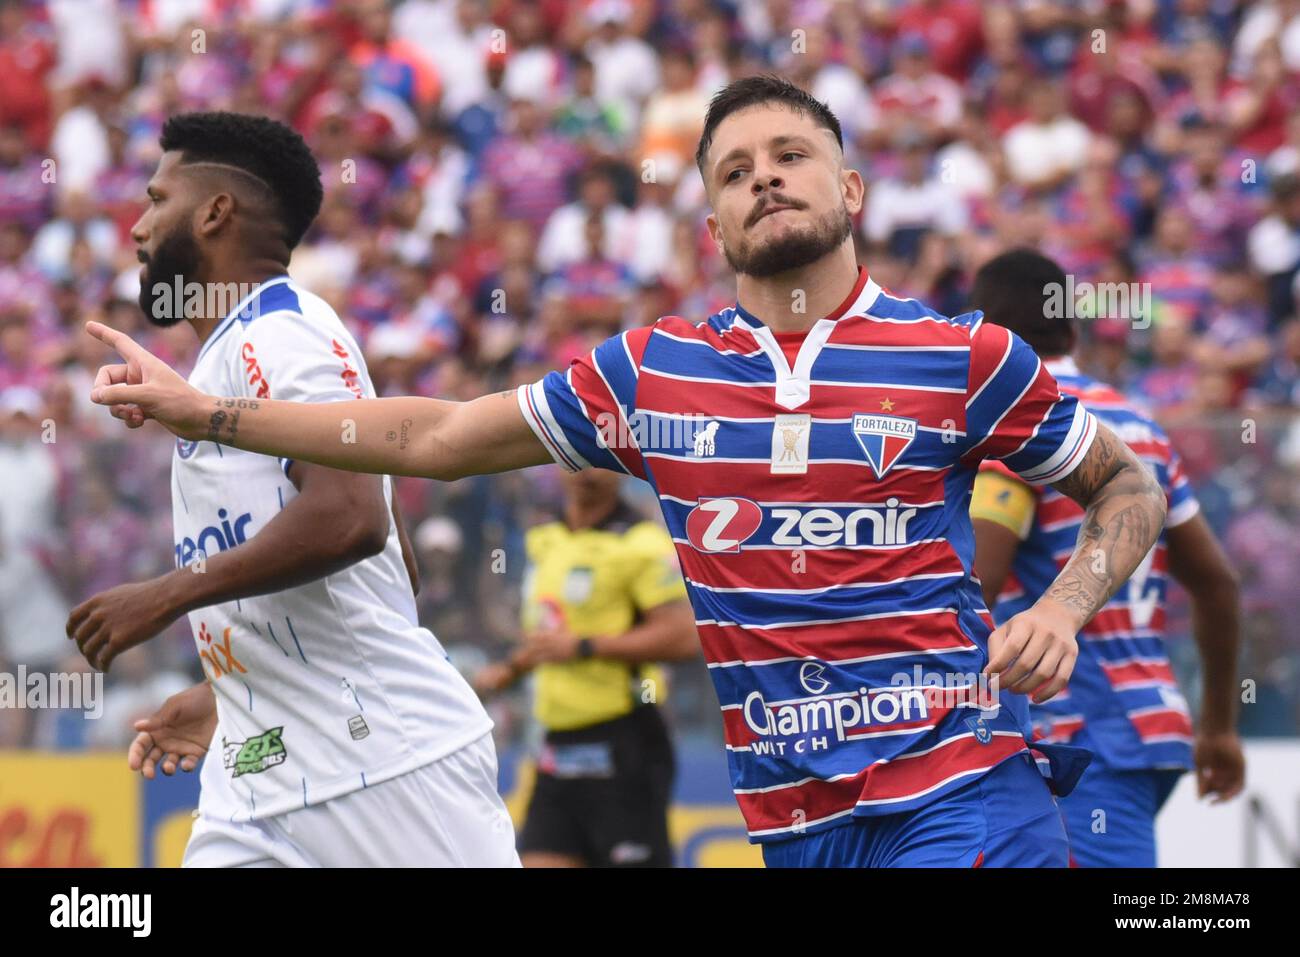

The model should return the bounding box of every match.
[967,249,1245,867]
[87,77,1169,867]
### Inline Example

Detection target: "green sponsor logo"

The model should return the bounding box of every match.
[222,726,287,777]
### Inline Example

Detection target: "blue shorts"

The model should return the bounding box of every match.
[761,754,1069,868]
[1057,764,1184,868]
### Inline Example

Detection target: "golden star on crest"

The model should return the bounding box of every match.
[879,397,895,412]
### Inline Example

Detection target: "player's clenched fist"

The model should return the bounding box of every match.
[85,320,209,438]
[128,682,217,780]
[66,579,181,673]
[982,597,1080,703]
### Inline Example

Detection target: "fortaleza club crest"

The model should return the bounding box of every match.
[852,413,917,479]
[222,726,287,777]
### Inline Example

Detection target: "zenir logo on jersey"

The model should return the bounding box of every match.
[852,412,917,479]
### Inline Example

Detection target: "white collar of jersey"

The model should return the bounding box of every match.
[197,274,294,363]
[731,275,883,411]
[1044,355,1080,377]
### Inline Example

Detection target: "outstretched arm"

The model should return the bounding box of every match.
[86,321,552,480]
[984,423,1167,702]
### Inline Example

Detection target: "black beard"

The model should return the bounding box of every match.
[725,205,853,278]
[138,226,204,327]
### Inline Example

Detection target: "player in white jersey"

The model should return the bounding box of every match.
[66,112,518,867]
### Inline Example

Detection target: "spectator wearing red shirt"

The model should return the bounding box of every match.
[1067,27,1160,134]
[893,0,984,81]
[873,34,963,146]
[1231,39,1299,156]
[447,186,509,304]
[0,1,54,149]
[1152,35,1291,156]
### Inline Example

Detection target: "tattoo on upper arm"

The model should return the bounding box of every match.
[1051,427,1124,506]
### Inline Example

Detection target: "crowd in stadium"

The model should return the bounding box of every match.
[1,0,1298,750]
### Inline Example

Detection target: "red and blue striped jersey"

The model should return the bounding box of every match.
[981,357,1199,773]
[517,267,1099,842]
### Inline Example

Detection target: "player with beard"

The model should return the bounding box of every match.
[68,112,518,867]
[87,78,1168,867]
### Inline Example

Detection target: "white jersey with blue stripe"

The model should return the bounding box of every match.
[173,275,491,823]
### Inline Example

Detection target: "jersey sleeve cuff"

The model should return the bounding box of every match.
[516,382,585,472]
[1015,404,1098,485]
[1166,495,1201,528]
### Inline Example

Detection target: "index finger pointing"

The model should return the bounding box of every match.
[85,320,149,362]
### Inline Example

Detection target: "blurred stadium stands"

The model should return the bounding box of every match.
[0,0,1298,863]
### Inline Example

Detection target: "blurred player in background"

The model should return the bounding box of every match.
[69,111,517,867]
[967,249,1246,867]
[476,468,697,867]
[87,77,1170,868]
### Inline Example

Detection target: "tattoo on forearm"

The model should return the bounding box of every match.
[383,417,415,450]
[207,410,226,444]
[400,417,412,450]
[208,398,258,446]
[1047,428,1166,625]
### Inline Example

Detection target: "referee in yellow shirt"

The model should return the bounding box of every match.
[476,469,698,867]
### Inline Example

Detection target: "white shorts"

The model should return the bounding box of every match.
[183,732,521,867]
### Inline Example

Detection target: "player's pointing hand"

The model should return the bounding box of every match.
[86,320,209,439]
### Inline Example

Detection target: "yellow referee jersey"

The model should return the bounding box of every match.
[522,504,687,732]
